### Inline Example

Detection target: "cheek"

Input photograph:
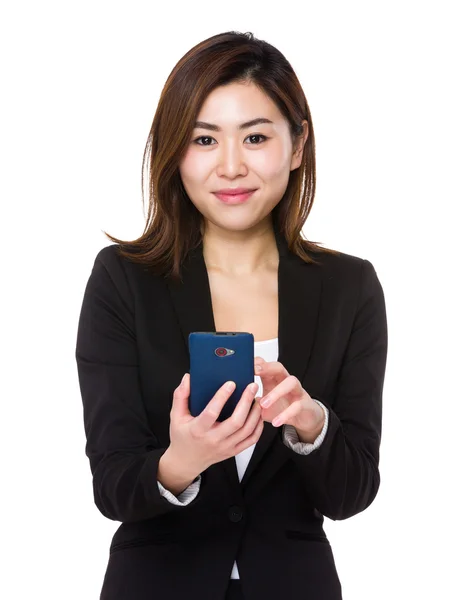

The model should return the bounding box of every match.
[253,145,291,181]
[179,148,210,184]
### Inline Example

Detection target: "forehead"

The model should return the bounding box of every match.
[195,82,284,130]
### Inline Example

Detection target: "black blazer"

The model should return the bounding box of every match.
[75,226,388,600]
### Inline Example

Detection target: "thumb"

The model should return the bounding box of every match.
[171,373,191,418]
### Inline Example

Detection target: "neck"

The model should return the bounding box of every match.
[202,219,279,276]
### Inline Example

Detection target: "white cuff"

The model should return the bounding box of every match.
[157,474,202,505]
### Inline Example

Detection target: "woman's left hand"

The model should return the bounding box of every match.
[253,356,325,437]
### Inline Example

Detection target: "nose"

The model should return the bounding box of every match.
[216,143,247,176]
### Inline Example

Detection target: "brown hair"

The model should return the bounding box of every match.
[103,30,340,281]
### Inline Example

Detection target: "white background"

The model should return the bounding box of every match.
[1,1,467,598]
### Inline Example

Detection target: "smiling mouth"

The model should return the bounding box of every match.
[213,190,257,204]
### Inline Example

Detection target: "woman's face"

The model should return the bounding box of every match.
[179,81,308,234]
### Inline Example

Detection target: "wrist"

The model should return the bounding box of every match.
[294,407,326,443]
[157,447,200,496]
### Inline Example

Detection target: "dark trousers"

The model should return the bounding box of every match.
[225,579,245,599]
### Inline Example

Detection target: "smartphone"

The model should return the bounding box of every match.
[188,332,255,422]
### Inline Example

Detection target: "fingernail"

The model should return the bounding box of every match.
[254,364,262,372]
[249,382,258,393]
[180,373,187,386]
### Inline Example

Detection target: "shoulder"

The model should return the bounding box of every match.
[304,245,369,276]
[94,243,122,268]
[89,242,168,303]
[86,244,137,308]
[93,243,141,279]
[303,246,384,299]
[90,244,126,284]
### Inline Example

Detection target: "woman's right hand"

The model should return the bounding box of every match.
[166,373,264,478]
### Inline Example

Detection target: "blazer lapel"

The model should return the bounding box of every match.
[167,222,323,499]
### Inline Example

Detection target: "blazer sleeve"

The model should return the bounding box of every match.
[75,249,206,523]
[279,258,388,521]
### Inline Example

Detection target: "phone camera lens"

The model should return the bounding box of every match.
[215,347,227,357]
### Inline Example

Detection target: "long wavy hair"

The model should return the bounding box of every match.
[103,31,340,281]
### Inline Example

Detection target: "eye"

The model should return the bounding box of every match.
[192,134,269,146]
[246,134,268,145]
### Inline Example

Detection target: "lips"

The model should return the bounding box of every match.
[213,190,256,204]
[214,188,255,195]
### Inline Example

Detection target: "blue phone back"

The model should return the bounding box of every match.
[189,332,254,422]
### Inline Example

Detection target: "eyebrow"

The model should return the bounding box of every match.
[193,117,274,132]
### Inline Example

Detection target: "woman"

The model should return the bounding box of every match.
[75,31,388,600]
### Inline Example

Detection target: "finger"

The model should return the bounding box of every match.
[171,373,191,418]
[254,359,290,380]
[234,411,264,452]
[225,394,261,442]
[244,399,263,432]
[272,400,302,427]
[254,360,289,398]
[260,375,302,408]
[195,380,237,432]
[219,381,259,436]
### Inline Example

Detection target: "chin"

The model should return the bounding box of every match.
[217,217,267,233]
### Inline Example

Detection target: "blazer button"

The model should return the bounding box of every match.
[228,505,243,522]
